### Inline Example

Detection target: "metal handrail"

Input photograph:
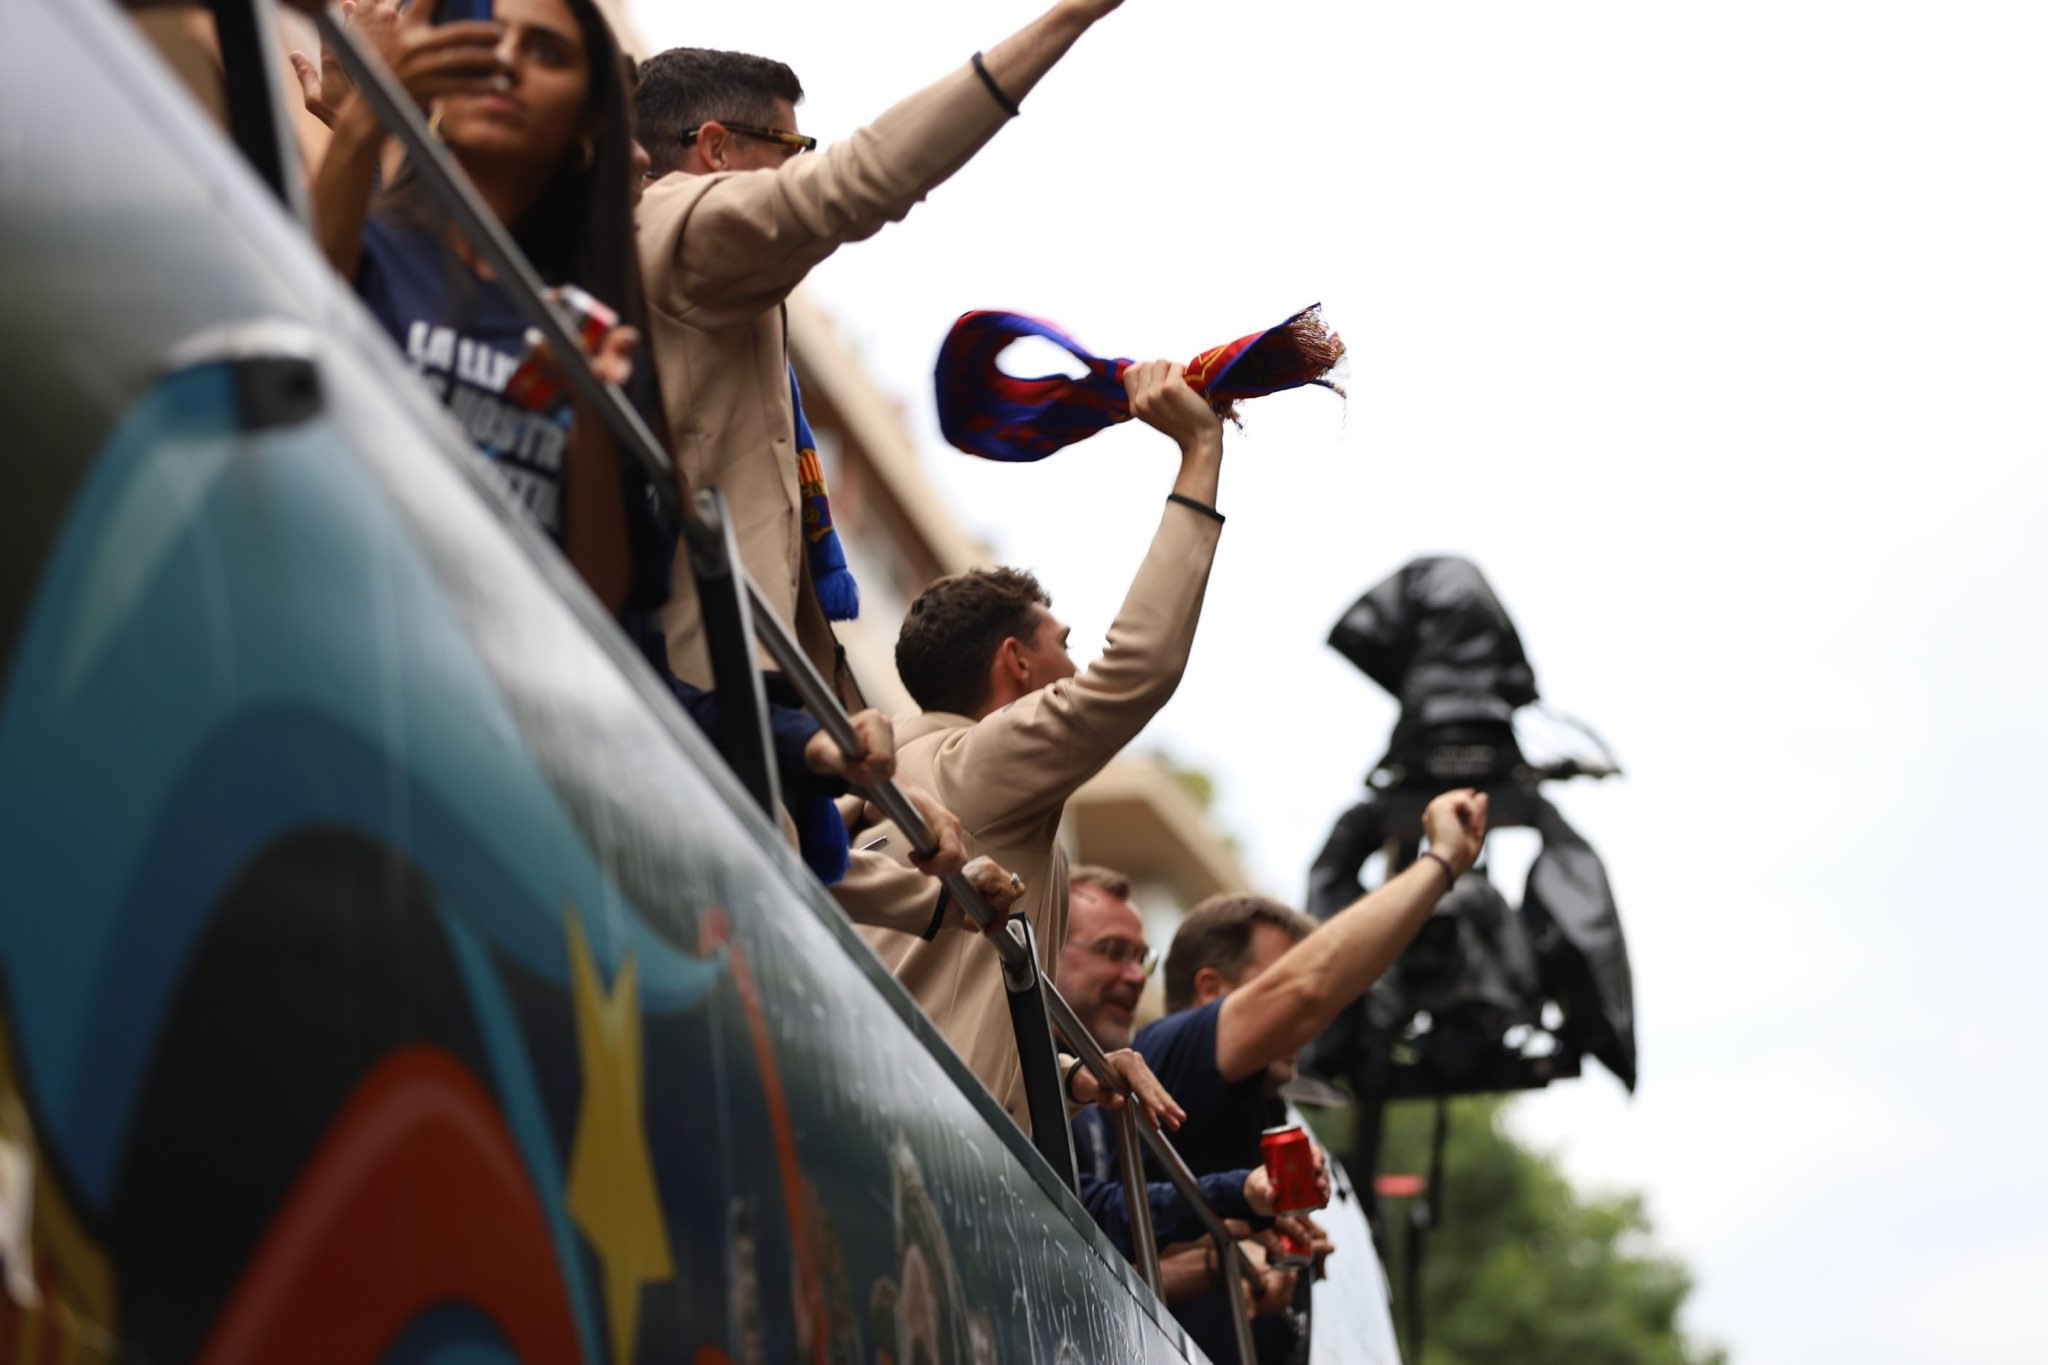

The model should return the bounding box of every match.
[1047,984,1263,1359]
[304,12,1266,1358]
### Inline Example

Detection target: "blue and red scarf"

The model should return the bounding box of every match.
[790,367,858,621]
[934,304,1345,463]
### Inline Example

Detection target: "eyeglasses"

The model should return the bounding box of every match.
[1067,936,1159,977]
[681,123,817,156]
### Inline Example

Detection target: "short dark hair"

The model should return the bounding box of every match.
[1069,865,1134,902]
[634,48,804,174]
[895,568,1049,716]
[1163,894,1316,1013]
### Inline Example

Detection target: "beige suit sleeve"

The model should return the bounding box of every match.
[829,847,947,937]
[932,501,1225,839]
[640,63,1012,331]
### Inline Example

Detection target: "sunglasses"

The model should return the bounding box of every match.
[681,122,817,155]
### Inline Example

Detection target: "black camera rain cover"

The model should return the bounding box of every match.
[1525,797,1637,1091]
[1328,556,1539,742]
[1310,556,1639,1093]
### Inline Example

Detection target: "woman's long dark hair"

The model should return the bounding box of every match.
[381,0,673,604]
[380,0,650,369]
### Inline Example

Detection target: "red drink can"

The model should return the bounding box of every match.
[1268,1225,1313,1270]
[504,285,618,411]
[1261,1124,1323,1216]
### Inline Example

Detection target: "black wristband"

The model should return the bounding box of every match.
[921,886,953,941]
[971,52,1021,117]
[1063,1054,1090,1103]
[1420,850,1457,887]
[1167,492,1225,524]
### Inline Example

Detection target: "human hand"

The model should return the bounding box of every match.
[959,856,1022,934]
[287,44,342,128]
[520,320,637,417]
[1286,1212,1336,1263]
[1123,358,1222,458]
[803,708,895,789]
[1244,1163,1276,1217]
[1242,1142,1330,1217]
[893,781,967,880]
[1421,787,1489,878]
[1069,1049,1187,1132]
[289,0,408,128]
[1235,1238,1298,1317]
[380,3,506,116]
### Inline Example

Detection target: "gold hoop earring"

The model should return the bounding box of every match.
[575,137,596,170]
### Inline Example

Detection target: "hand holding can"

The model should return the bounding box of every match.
[1260,1124,1328,1216]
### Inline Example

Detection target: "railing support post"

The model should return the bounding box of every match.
[211,0,308,220]
[686,488,780,818]
[1002,919,1080,1193]
[1114,1102,1162,1292]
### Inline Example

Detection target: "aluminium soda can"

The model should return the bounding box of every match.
[1268,1224,1314,1271]
[504,285,619,411]
[1260,1123,1323,1216]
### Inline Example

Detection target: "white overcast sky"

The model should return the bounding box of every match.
[632,2,2048,1360]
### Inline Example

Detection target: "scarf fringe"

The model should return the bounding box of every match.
[1277,305,1347,391]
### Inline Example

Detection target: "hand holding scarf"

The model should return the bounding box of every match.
[935,304,1344,463]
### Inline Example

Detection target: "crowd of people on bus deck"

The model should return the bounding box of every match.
[289,0,1492,1352]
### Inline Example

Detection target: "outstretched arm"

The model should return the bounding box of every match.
[929,364,1227,837]
[978,0,1125,107]
[644,1,1130,326]
[1214,790,1491,1083]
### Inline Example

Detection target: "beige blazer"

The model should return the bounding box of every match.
[855,501,1226,1130]
[635,63,1013,697]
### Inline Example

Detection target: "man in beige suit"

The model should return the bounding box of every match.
[632,0,1130,703]
[855,362,1230,1131]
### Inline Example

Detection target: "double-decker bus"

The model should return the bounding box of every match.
[0,2,1401,1360]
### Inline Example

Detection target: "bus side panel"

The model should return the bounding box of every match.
[0,0,1201,1360]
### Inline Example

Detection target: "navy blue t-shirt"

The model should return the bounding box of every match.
[356,215,576,536]
[355,214,675,614]
[1135,999,1306,1364]
[1134,999,1270,1180]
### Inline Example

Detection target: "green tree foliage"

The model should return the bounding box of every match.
[1314,1098,1725,1365]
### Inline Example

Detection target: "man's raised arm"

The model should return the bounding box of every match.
[979,0,1126,107]
[1212,790,1492,1083]
[930,363,1227,838]
[641,0,1132,329]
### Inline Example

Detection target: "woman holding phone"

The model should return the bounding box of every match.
[312,0,653,614]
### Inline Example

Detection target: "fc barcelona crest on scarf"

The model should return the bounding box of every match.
[934,305,1346,464]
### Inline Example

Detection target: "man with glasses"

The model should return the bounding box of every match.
[1057,866,1309,1315]
[630,0,1134,707]
[1059,865,1157,1052]
[1136,788,1489,1362]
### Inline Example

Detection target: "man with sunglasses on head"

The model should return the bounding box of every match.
[631,0,1133,707]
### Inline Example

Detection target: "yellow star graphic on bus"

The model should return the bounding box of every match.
[563,909,675,1365]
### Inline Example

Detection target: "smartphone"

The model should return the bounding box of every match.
[436,0,494,22]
